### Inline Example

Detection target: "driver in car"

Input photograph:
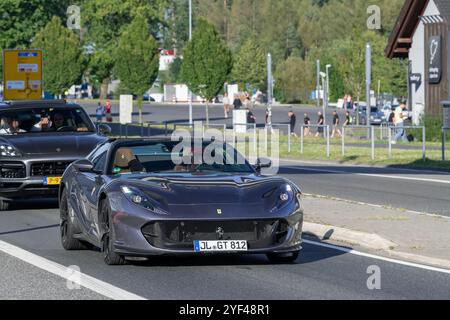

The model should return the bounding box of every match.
[31,113,53,132]
[52,113,66,130]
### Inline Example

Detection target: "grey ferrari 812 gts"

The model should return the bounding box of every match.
[59,139,303,265]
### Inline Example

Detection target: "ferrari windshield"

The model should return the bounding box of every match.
[0,107,95,135]
[111,142,254,175]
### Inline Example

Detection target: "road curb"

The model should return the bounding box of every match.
[303,222,450,270]
[303,222,398,251]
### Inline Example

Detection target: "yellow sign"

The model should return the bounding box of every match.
[2,49,43,100]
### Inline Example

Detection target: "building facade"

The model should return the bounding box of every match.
[386,0,450,120]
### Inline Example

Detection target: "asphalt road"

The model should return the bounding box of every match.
[279,160,450,216]
[0,204,449,300]
[1,162,450,300]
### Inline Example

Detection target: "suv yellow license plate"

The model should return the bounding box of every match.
[44,177,62,185]
[194,240,248,252]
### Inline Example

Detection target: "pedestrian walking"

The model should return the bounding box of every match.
[343,111,352,126]
[96,102,105,123]
[331,111,342,138]
[315,112,325,138]
[288,110,298,137]
[392,102,408,144]
[223,93,231,118]
[105,100,113,123]
[303,113,311,137]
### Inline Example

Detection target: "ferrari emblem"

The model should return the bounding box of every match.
[217,209,222,215]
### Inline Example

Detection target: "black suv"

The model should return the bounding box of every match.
[0,100,110,210]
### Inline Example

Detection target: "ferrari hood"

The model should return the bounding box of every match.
[122,174,290,206]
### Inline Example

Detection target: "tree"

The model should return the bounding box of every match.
[231,39,266,91]
[33,16,84,97]
[275,56,314,103]
[113,15,160,124]
[181,19,233,126]
[80,0,166,99]
[0,0,70,80]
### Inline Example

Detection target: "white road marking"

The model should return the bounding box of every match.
[284,166,450,185]
[302,193,450,219]
[304,239,450,275]
[0,240,146,300]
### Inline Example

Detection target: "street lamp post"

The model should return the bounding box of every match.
[326,64,332,109]
[188,0,193,125]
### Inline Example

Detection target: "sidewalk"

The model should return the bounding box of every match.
[302,195,450,269]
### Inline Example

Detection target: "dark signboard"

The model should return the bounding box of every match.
[429,36,442,84]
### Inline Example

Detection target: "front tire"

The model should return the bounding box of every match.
[101,199,127,266]
[60,188,88,250]
[267,251,300,264]
[0,200,10,211]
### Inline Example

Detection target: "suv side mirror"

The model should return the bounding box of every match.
[97,124,112,135]
[73,159,95,172]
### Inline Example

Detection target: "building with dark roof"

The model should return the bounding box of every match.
[386,0,450,120]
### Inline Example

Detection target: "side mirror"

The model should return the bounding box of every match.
[255,158,272,173]
[97,124,112,135]
[73,159,95,172]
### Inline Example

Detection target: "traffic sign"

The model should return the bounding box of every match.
[2,49,43,100]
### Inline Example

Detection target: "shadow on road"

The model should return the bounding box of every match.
[5,199,59,211]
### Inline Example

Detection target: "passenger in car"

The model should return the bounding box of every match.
[0,117,27,134]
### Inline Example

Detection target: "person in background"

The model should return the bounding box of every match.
[343,111,352,126]
[233,94,242,110]
[392,102,408,144]
[105,100,113,123]
[96,102,105,123]
[223,93,231,119]
[288,110,297,137]
[303,113,311,137]
[331,111,342,138]
[315,111,325,138]
[246,107,256,124]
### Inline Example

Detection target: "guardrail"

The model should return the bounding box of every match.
[300,125,330,158]
[443,127,450,161]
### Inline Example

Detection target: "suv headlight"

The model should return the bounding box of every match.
[121,186,168,215]
[0,144,21,157]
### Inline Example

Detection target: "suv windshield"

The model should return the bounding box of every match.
[0,107,95,135]
[110,142,254,175]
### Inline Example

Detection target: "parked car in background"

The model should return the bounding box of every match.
[353,104,387,125]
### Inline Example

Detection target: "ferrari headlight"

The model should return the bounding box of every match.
[0,144,21,157]
[271,184,294,212]
[121,186,168,215]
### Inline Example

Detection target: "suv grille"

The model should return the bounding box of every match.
[0,162,26,179]
[31,161,72,177]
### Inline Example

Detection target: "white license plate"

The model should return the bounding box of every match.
[194,240,248,252]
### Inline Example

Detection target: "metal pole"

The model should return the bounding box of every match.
[288,124,291,153]
[300,126,304,154]
[326,126,330,158]
[321,77,326,128]
[342,126,345,157]
[422,126,426,161]
[316,60,321,109]
[366,43,372,125]
[264,126,268,153]
[188,0,193,125]
[443,128,446,161]
[267,53,273,131]
[371,126,375,160]
[326,65,331,110]
[388,127,392,159]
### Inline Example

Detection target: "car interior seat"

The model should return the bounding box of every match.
[113,148,145,174]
